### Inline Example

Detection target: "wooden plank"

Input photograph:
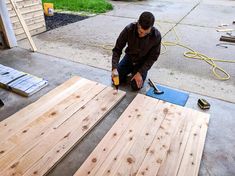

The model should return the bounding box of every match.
[0,77,85,140]
[23,87,125,176]
[6,0,37,3]
[10,10,43,24]
[9,0,37,51]
[136,107,191,176]
[176,112,209,176]
[74,94,152,176]
[0,80,105,160]
[7,2,42,11]
[14,21,45,35]
[0,87,125,176]
[114,103,185,176]
[93,97,162,176]
[75,94,210,176]
[156,108,195,176]
[16,26,45,41]
[12,15,44,29]
[9,4,43,17]
[74,95,167,176]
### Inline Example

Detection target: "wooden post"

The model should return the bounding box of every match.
[0,0,17,48]
[9,0,37,52]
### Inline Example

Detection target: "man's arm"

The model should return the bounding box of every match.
[112,27,128,70]
[138,38,161,75]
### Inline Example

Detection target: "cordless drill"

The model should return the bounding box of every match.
[112,70,119,91]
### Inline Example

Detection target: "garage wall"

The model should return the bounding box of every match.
[6,0,46,41]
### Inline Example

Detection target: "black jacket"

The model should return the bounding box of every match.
[112,23,161,75]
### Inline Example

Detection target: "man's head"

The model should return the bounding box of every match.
[137,12,155,38]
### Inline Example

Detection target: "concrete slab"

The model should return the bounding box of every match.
[150,23,235,103]
[105,0,198,23]
[202,0,235,6]
[17,0,235,104]
[136,0,200,4]
[1,48,234,176]
[181,3,235,27]
[160,24,235,77]
[18,15,173,70]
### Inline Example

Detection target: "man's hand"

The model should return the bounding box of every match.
[112,68,118,78]
[131,72,143,88]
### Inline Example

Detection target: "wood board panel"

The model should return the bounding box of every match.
[5,0,46,41]
[75,94,210,176]
[0,77,126,176]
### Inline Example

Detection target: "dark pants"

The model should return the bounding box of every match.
[117,55,148,91]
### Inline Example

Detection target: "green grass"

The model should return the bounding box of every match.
[42,0,113,13]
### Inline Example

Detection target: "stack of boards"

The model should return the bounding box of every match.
[0,76,210,176]
[0,64,48,96]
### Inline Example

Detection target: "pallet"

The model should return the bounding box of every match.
[0,64,48,96]
[0,77,126,176]
[75,94,210,176]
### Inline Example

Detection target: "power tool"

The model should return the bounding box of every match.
[198,98,210,110]
[112,70,119,91]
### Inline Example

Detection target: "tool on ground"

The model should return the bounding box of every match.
[112,69,119,91]
[220,35,235,43]
[148,79,164,94]
[198,98,210,110]
[0,99,4,107]
[146,83,189,106]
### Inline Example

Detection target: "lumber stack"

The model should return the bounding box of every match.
[75,94,210,176]
[0,77,125,176]
[0,64,48,96]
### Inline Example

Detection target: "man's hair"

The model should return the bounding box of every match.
[138,11,155,30]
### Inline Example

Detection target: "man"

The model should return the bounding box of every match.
[112,11,161,90]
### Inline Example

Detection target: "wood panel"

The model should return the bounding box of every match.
[16,26,45,41]
[75,94,210,176]
[5,0,46,41]
[0,77,126,176]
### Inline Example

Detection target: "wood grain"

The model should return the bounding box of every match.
[0,77,126,176]
[75,94,210,176]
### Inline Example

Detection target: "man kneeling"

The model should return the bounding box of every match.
[112,11,162,90]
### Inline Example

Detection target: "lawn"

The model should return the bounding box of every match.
[42,0,113,13]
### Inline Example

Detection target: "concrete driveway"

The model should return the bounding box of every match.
[18,0,235,103]
[1,1,235,175]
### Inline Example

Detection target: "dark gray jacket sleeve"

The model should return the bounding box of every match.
[138,37,161,75]
[112,27,128,70]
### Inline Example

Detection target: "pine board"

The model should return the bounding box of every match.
[0,77,126,176]
[75,94,210,176]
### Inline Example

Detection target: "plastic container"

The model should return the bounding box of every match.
[43,3,54,16]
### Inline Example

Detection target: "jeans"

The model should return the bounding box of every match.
[117,55,148,90]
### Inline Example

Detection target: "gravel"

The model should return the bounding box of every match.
[44,13,89,31]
